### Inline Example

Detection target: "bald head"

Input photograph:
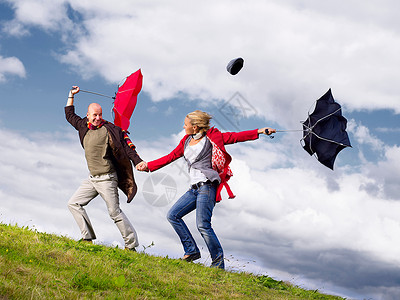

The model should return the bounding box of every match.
[88,103,102,113]
[87,103,103,126]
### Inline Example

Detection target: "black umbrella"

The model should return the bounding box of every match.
[301,89,352,169]
[267,89,351,170]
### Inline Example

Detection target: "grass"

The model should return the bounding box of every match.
[0,223,345,299]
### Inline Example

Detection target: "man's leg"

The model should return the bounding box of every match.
[95,173,139,249]
[68,178,98,240]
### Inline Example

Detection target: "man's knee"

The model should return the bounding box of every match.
[67,200,78,211]
[108,207,122,220]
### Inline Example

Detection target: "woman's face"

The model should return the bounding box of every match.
[183,117,198,135]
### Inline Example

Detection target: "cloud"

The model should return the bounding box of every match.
[3,1,400,127]
[0,55,26,82]
[2,1,394,126]
[54,0,400,121]
[2,0,74,38]
[1,119,400,298]
[136,130,400,299]
[5,0,70,36]
[3,1,400,298]
[360,145,400,200]
[348,119,383,151]
[346,119,400,201]
[376,127,400,133]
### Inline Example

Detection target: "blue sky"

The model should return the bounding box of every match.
[1,1,400,299]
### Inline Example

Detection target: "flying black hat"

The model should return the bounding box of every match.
[226,57,244,75]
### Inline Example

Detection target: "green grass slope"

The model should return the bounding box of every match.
[0,223,345,299]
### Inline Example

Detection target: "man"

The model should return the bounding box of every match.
[65,86,145,250]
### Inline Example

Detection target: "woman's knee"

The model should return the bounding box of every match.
[167,210,178,223]
[196,219,211,233]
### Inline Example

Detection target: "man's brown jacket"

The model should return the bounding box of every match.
[65,105,142,203]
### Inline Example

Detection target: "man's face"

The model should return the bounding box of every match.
[87,104,103,126]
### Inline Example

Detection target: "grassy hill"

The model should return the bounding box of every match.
[0,223,345,299]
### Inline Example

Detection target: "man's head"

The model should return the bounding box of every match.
[87,103,103,126]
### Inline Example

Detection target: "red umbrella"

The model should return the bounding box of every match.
[113,69,143,131]
[78,69,143,132]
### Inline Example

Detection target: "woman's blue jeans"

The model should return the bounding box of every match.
[167,183,224,269]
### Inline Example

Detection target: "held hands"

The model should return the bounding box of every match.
[259,127,276,135]
[136,161,149,172]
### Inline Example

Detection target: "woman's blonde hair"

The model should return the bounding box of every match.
[186,110,212,134]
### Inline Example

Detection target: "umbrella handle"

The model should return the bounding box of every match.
[264,128,274,139]
[263,129,303,138]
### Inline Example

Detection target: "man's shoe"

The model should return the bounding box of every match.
[182,252,201,262]
[125,247,136,252]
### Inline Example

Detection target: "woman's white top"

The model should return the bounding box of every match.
[184,137,208,185]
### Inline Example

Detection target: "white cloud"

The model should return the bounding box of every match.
[376,127,400,133]
[3,1,400,298]
[4,0,400,125]
[345,119,400,202]
[348,119,383,151]
[360,145,400,200]
[1,120,400,298]
[224,160,400,261]
[2,0,74,38]
[0,55,26,82]
[51,0,400,125]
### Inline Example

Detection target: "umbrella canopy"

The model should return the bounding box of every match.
[301,89,351,170]
[113,69,143,131]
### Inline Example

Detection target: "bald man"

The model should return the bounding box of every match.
[65,86,143,250]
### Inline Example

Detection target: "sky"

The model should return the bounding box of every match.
[0,1,400,299]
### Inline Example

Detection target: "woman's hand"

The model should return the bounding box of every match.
[258,127,276,135]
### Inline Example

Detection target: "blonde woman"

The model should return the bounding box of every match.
[137,110,275,269]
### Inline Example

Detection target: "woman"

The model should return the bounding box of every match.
[137,110,276,269]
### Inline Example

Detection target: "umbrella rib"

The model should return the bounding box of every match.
[301,121,314,153]
[300,106,343,153]
[113,106,123,116]
[308,131,350,147]
[303,106,350,147]
[300,121,313,140]
[116,88,138,94]
[308,107,342,131]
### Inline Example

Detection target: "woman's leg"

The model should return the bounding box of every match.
[167,189,200,256]
[196,184,224,269]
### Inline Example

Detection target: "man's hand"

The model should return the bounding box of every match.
[67,86,80,106]
[71,86,80,95]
